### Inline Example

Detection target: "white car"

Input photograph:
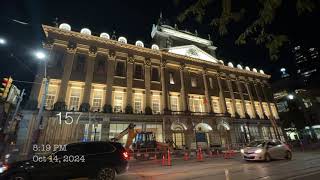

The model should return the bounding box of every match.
[240,140,292,161]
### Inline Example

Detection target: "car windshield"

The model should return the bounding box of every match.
[247,141,265,147]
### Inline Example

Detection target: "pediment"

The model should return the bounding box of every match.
[168,45,218,63]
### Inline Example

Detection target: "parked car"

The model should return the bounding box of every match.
[0,141,129,180]
[240,139,292,161]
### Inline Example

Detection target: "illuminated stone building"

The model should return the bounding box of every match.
[19,21,284,152]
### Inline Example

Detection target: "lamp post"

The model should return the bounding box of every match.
[33,50,48,144]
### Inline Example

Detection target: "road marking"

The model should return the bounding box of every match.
[225,169,230,180]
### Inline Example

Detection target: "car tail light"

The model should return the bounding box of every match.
[123,151,129,160]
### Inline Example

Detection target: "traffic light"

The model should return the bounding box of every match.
[0,77,13,99]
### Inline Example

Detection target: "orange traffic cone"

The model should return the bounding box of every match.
[197,147,203,161]
[184,151,189,161]
[216,149,220,158]
[162,154,166,166]
[167,149,172,166]
[208,150,213,158]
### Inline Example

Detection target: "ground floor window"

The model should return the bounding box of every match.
[109,123,129,144]
[249,126,260,140]
[172,132,185,148]
[146,124,163,142]
[261,127,270,140]
[270,127,276,139]
[84,124,102,141]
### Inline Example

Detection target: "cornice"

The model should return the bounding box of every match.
[42,25,271,79]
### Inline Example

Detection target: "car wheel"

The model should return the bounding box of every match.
[264,153,271,162]
[285,151,292,160]
[97,167,116,180]
[10,173,29,180]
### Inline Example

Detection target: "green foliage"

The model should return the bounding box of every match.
[178,0,317,60]
[145,106,153,115]
[125,105,133,114]
[103,104,112,113]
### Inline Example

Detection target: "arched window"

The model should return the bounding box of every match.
[151,44,159,50]
[118,37,127,44]
[80,28,91,35]
[135,40,144,47]
[100,33,110,39]
[59,23,71,31]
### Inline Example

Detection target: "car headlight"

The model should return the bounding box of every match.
[0,165,9,174]
[254,149,262,154]
[240,149,244,154]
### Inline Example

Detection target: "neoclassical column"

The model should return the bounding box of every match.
[144,58,152,110]
[244,82,257,118]
[80,48,97,112]
[236,79,249,118]
[217,75,227,114]
[253,82,266,119]
[126,56,134,111]
[179,63,188,112]
[160,60,169,113]
[54,44,76,111]
[104,52,116,107]
[226,78,239,118]
[202,69,212,113]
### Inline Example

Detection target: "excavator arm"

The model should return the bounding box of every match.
[111,123,138,150]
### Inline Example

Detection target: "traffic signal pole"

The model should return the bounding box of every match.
[11,89,25,122]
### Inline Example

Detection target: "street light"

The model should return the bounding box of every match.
[0,37,6,45]
[34,51,46,60]
[288,94,294,100]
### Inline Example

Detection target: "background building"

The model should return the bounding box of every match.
[16,21,284,156]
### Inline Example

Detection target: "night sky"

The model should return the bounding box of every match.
[1,0,319,97]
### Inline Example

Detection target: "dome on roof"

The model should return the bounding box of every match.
[237,64,243,69]
[252,68,258,72]
[259,70,265,74]
[59,23,71,31]
[151,44,159,50]
[218,60,224,65]
[80,28,91,35]
[228,62,234,68]
[245,66,250,71]
[118,37,127,44]
[135,40,144,47]
[100,33,110,39]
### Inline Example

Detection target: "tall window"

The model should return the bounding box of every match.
[75,54,86,72]
[245,101,254,119]
[53,50,64,68]
[92,90,103,111]
[211,97,221,113]
[236,100,244,118]
[152,95,161,114]
[189,97,204,112]
[134,94,143,113]
[96,59,105,74]
[262,102,271,118]
[45,85,57,110]
[170,96,179,111]
[172,125,185,148]
[209,77,213,89]
[84,124,102,141]
[169,72,175,84]
[270,103,279,119]
[151,67,160,81]
[69,88,81,111]
[225,98,235,116]
[134,64,143,79]
[113,92,124,112]
[115,61,125,76]
[255,102,264,119]
[191,77,197,87]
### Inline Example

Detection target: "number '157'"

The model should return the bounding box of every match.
[56,112,82,125]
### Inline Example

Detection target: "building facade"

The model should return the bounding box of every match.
[18,22,284,154]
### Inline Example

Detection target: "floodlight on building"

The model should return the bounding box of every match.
[288,94,294,100]
[280,68,286,72]
[0,38,6,45]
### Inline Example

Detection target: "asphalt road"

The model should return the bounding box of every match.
[114,151,320,180]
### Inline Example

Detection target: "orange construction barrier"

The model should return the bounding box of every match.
[167,149,172,166]
[162,154,166,166]
[197,146,203,161]
[184,151,189,161]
